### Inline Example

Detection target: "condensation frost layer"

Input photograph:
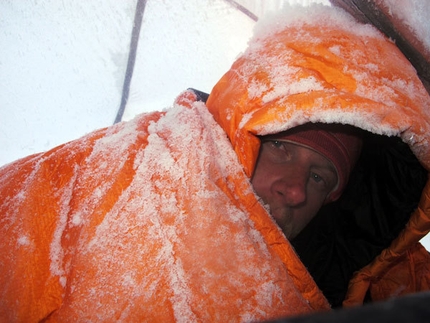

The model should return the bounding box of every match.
[0,97,315,321]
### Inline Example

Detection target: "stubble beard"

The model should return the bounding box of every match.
[263,201,294,239]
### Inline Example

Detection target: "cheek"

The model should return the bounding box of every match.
[305,187,328,216]
[251,160,271,198]
[251,170,265,197]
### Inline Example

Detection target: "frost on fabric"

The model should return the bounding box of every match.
[230,2,430,148]
[262,76,324,104]
[252,3,385,44]
[239,5,389,120]
[56,102,305,321]
[239,111,255,129]
[0,154,51,282]
[247,78,269,101]
[47,118,144,289]
[0,155,46,227]
[17,236,30,246]
[49,164,79,288]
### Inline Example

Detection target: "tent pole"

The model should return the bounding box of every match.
[114,0,147,124]
[223,0,258,22]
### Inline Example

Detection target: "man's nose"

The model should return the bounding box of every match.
[271,171,307,206]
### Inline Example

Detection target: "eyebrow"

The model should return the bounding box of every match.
[313,163,337,178]
[276,139,338,177]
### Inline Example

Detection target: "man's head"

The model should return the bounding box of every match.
[251,123,362,239]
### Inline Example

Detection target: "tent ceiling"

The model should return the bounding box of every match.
[1,0,333,167]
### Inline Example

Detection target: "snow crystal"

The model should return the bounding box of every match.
[263,76,324,104]
[363,63,379,73]
[17,235,30,246]
[49,164,79,284]
[89,115,140,160]
[121,272,136,287]
[15,190,27,202]
[328,45,341,56]
[93,187,103,199]
[247,79,269,100]
[239,111,255,129]
[255,281,283,308]
[59,276,67,288]
[71,212,83,226]
[253,3,385,43]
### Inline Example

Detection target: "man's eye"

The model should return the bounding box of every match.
[264,140,294,163]
[310,172,324,183]
[269,140,285,149]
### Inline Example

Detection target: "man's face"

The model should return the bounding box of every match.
[251,138,338,240]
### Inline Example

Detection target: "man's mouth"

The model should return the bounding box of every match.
[257,196,295,238]
[266,204,294,238]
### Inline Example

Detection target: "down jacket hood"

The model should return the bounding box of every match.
[207,5,430,175]
[207,4,430,307]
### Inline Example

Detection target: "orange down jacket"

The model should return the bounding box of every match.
[1,5,430,322]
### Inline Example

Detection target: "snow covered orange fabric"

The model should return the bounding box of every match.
[207,4,430,308]
[0,93,327,322]
[1,4,430,322]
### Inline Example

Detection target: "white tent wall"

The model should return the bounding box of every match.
[1,0,429,250]
[1,0,136,167]
[1,0,330,168]
[122,0,256,121]
[123,0,331,121]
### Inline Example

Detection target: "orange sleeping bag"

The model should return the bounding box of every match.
[0,94,328,322]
